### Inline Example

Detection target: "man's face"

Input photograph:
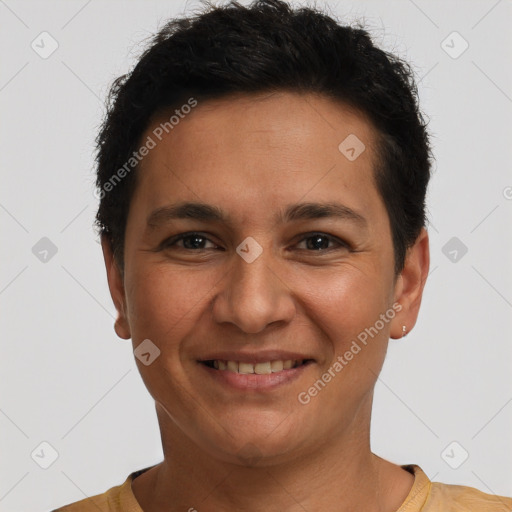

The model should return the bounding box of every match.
[109,92,404,464]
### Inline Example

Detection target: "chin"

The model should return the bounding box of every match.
[202,416,309,466]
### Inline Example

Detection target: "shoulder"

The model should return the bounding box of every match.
[52,488,115,511]
[425,480,512,511]
[51,473,137,512]
[399,465,512,512]
[51,483,122,512]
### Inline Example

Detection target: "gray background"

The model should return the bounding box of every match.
[1,0,511,510]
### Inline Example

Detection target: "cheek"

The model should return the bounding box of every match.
[125,257,392,348]
[125,264,213,341]
[301,267,390,335]
[302,268,392,393]
[308,279,390,391]
[123,266,208,404]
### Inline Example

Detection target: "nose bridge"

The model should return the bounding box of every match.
[213,245,295,334]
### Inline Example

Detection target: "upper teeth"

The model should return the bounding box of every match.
[211,359,303,374]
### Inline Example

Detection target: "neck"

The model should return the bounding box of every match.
[132,395,413,512]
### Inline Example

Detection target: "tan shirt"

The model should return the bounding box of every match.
[53,464,512,511]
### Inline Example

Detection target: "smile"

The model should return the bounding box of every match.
[198,358,315,390]
[201,359,313,374]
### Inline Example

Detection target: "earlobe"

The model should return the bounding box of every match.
[114,317,131,340]
[101,235,131,340]
[390,228,430,339]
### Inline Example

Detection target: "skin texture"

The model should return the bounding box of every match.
[102,91,430,511]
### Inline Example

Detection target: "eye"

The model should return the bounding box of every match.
[295,232,348,252]
[160,232,349,253]
[162,232,219,251]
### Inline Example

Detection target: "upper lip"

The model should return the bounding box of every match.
[197,350,316,364]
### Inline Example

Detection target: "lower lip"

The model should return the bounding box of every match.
[198,361,314,391]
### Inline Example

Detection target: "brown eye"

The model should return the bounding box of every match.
[296,233,348,252]
[162,232,218,250]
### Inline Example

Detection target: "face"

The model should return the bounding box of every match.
[103,91,428,466]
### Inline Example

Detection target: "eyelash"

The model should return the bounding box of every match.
[161,232,349,253]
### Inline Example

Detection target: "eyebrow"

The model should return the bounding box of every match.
[146,201,367,231]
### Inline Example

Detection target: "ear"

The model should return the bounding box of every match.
[101,235,131,340]
[390,227,430,339]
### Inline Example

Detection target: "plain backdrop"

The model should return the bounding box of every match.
[1,0,511,510]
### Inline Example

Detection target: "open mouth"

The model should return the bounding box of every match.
[200,359,314,374]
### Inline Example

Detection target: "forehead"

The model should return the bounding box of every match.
[131,91,384,229]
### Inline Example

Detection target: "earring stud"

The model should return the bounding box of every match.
[402,325,407,338]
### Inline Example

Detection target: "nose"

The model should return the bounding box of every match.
[211,249,296,334]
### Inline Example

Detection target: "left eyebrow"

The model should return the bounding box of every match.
[145,200,368,232]
[278,201,367,227]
